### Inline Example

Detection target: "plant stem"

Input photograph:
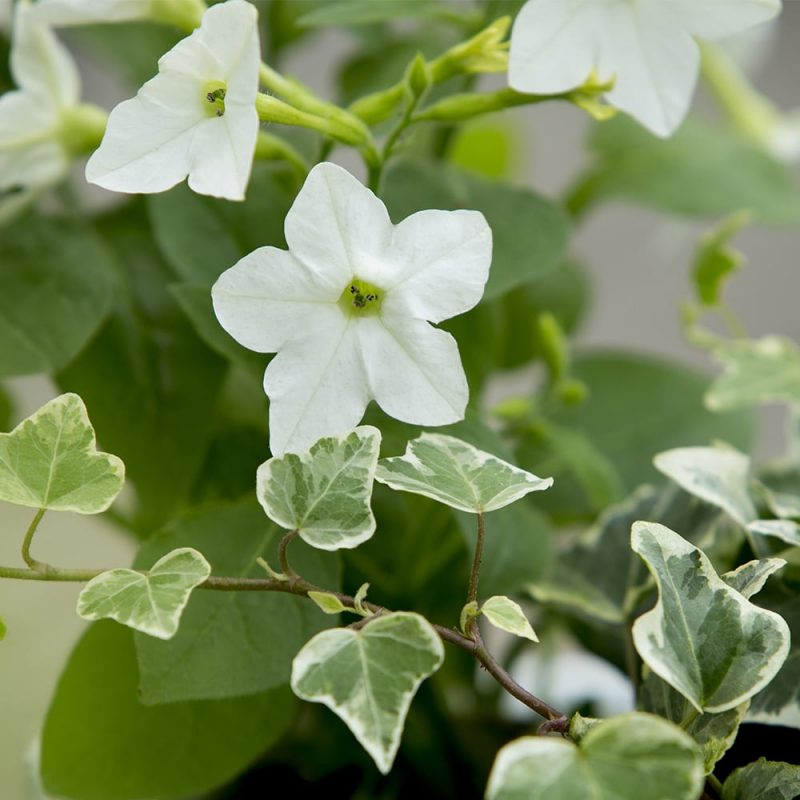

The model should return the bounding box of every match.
[21,508,46,571]
[707,774,724,797]
[466,512,485,606]
[278,529,299,576]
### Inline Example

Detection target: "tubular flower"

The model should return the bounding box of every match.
[30,0,206,31]
[212,162,493,455]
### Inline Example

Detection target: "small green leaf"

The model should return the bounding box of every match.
[308,591,347,615]
[0,616,5,640]
[654,445,756,526]
[257,427,381,550]
[0,393,124,514]
[486,713,704,800]
[723,558,787,599]
[77,548,211,640]
[353,582,371,616]
[707,337,800,412]
[747,519,800,548]
[692,212,750,307]
[722,758,800,800]
[375,433,552,513]
[460,600,479,633]
[481,596,538,643]
[631,522,791,712]
[291,612,444,774]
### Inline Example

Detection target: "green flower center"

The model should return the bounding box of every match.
[203,80,227,117]
[339,279,383,316]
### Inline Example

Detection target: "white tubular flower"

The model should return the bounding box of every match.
[508,0,782,138]
[212,162,493,456]
[85,0,259,201]
[30,0,205,30]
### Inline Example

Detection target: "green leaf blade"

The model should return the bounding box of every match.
[481,596,538,642]
[722,758,800,800]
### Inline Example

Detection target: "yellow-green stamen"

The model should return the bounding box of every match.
[339,279,383,316]
[203,80,227,117]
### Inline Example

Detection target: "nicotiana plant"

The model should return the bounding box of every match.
[1,0,799,798]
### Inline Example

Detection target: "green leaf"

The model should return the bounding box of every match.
[41,622,293,800]
[481,596,538,642]
[707,337,800,411]
[573,117,800,224]
[692,212,750,306]
[654,445,756,526]
[376,433,552,513]
[486,713,704,800]
[77,548,211,640]
[298,0,463,27]
[291,612,444,774]
[0,393,124,514]
[747,520,800,548]
[722,758,800,800]
[631,522,791,712]
[722,558,787,599]
[133,499,340,704]
[257,427,381,550]
[0,215,116,377]
[383,159,570,300]
[308,591,348,615]
[0,616,5,640]
[639,670,748,774]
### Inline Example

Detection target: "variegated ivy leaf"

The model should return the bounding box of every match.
[631,522,790,713]
[77,548,211,640]
[654,446,756,526]
[291,612,444,774]
[747,520,800,548]
[256,426,380,551]
[486,713,704,800]
[375,433,552,513]
[722,558,787,599]
[0,393,124,514]
[481,596,538,643]
[722,758,800,800]
[307,591,348,615]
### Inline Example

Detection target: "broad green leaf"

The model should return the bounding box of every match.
[723,558,787,599]
[722,758,800,800]
[77,548,211,640]
[631,522,791,712]
[308,591,348,615]
[298,0,462,27]
[291,612,444,774]
[571,117,800,224]
[257,427,381,550]
[0,393,124,514]
[376,433,552,513]
[0,215,115,377]
[481,596,538,642]
[486,713,704,800]
[134,499,340,704]
[639,670,748,774]
[654,445,756,526]
[707,337,800,412]
[383,159,570,300]
[693,212,750,307]
[41,622,293,800]
[747,520,800,548]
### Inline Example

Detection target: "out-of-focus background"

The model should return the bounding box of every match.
[1,3,798,797]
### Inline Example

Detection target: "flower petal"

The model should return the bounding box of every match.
[212,246,340,353]
[666,0,781,39]
[383,209,491,324]
[358,314,467,426]
[284,162,393,287]
[265,313,368,456]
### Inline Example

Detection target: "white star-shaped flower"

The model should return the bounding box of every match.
[212,162,493,455]
[85,0,259,201]
[508,0,782,137]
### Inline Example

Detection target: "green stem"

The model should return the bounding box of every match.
[707,774,724,797]
[21,508,46,571]
[277,529,299,577]
[466,512,485,606]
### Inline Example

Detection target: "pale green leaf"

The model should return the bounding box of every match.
[308,591,347,615]
[707,337,800,412]
[747,520,800,548]
[723,558,787,599]
[481,596,538,643]
[375,433,552,513]
[654,446,756,526]
[722,758,800,800]
[257,426,381,550]
[77,548,211,640]
[692,211,750,307]
[0,393,124,514]
[486,713,704,800]
[631,522,791,712]
[291,612,444,774]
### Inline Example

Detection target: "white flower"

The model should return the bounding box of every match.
[85,0,259,201]
[212,162,492,456]
[508,0,782,138]
[30,0,205,30]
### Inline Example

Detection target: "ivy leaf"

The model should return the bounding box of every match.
[722,758,800,800]
[375,433,552,513]
[481,596,538,642]
[746,520,800,548]
[77,548,211,640]
[654,446,756,526]
[631,522,791,712]
[257,427,381,550]
[486,713,704,800]
[291,612,444,774]
[307,591,348,615]
[0,393,124,514]
[722,558,787,599]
